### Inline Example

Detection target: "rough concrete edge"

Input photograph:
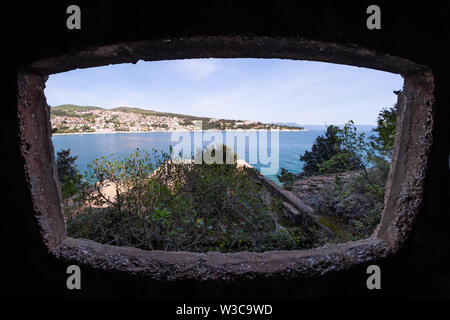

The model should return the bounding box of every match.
[54,236,391,282]
[375,70,435,250]
[25,36,429,76]
[17,72,66,249]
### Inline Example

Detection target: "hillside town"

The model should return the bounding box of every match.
[50,105,303,134]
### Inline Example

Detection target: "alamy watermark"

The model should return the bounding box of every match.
[66,265,81,290]
[66,5,81,30]
[366,5,381,30]
[170,121,280,176]
[366,264,381,289]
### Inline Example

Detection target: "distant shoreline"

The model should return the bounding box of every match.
[52,128,307,136]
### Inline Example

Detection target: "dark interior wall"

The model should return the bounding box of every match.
[2,1,449,299]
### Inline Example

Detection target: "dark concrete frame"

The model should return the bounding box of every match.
[17,36,434,282]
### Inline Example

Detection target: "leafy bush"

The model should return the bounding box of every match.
[280,103,398,183]
[300,125,360,177]
[277,168,299,184]
[317,120,392,203]
[64,146,320,252]
[370,103,397,159]
[279,103,399,240]
[278,124,360,183]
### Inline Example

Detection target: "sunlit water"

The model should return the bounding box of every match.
[52,126,375,185]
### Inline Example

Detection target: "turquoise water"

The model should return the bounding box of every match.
[51,127,374,184]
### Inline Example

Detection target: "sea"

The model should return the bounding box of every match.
[51,126,375,185]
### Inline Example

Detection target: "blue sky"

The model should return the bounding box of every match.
[45,58,403,125]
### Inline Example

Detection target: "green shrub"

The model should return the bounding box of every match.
[300,125,360,177]
[277,168,299,184]
[64,147,322,252]
[370,103,397,159]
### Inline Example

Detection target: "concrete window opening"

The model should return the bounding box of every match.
[44,58,403,253]
[17,37,434,285]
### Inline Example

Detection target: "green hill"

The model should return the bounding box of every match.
[51,104,210,121]
[50,104,103,117]
[51,104,103,112]
[49,104,304,132]
[109,106,210,121]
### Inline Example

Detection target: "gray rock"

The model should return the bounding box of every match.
[336,194,373,221]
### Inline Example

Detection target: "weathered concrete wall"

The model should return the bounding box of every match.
[2,2,449,299]
[17,73,66,249]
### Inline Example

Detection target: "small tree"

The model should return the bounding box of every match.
[56,148,82,199]
[299,125,359,177]
[370,103,398,159]
[318,121,390,202]
[318,103,398,192]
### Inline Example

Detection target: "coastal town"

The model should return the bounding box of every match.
[50,105,303,134]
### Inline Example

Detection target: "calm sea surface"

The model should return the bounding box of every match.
[51,127,374,185]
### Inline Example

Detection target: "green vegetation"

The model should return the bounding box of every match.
[55,102,399,249]
[316,167,388,240]
[62,146,324,252]
[278,103,398,240]
[56,149,83,199]
[50,104,102,117]
[303,125,360,177]
[279,103,397,183]
[277,124,361,184]
[317,120,390,201]
[370,104,397,159]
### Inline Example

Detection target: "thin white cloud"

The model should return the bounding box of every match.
[45,58,403,125]
[171,59,221,80]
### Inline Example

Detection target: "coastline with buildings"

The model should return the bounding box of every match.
[50,104,305,135]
